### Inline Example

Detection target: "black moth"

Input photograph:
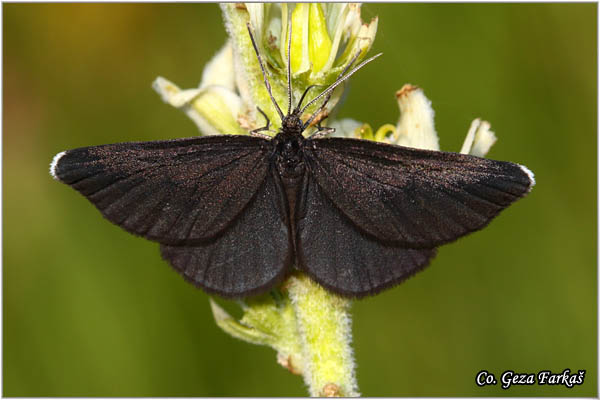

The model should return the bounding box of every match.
[50,22,534,298]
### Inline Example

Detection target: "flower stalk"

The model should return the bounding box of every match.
[287,274,358,397]
[210,273,358,397]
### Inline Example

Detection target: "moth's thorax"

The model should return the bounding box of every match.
[273,115,306,183]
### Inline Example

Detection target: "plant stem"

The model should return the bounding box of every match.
[287,273,359,397]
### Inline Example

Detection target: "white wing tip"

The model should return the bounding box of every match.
[50,151,66,181]
[519,164,536,190]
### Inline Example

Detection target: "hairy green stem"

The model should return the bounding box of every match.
[287,274,359,397]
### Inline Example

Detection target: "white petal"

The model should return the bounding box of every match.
[153,76,245,136]
[200,41,236,90]
[342,3,361,39]
[152,76,180,103]
[246,3,265,46]
[356,16,378,54]
[460,118,479,154]
[246,4,264,32]
[393,84,440,151]
[334,12,378,73]
[460,118,497,157]
[153,77,202,108]
[187,85,245,136]
[323,3,347,34]
[321,3,349,73]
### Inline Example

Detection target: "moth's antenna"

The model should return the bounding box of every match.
[301,50,362,128]
[285,10,293,116]
[247,23,285,121]
[300,52,382,116]
[338,49,365,84]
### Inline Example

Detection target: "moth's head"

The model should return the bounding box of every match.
[281,113,304,135]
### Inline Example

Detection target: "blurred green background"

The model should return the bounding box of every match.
[3,3,596,397]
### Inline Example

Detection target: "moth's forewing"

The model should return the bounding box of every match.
[303,138,534,248]
[51,135,271,245]
[295,174,437,297]
[161,169,293,298]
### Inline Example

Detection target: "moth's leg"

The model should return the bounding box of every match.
[309,116,335,139]
[303,92,331,131]
[310,127,336,139]
[295,84,320,112]
[251,106,270,132]
[251,106,276,139]
[306,98,335,138]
